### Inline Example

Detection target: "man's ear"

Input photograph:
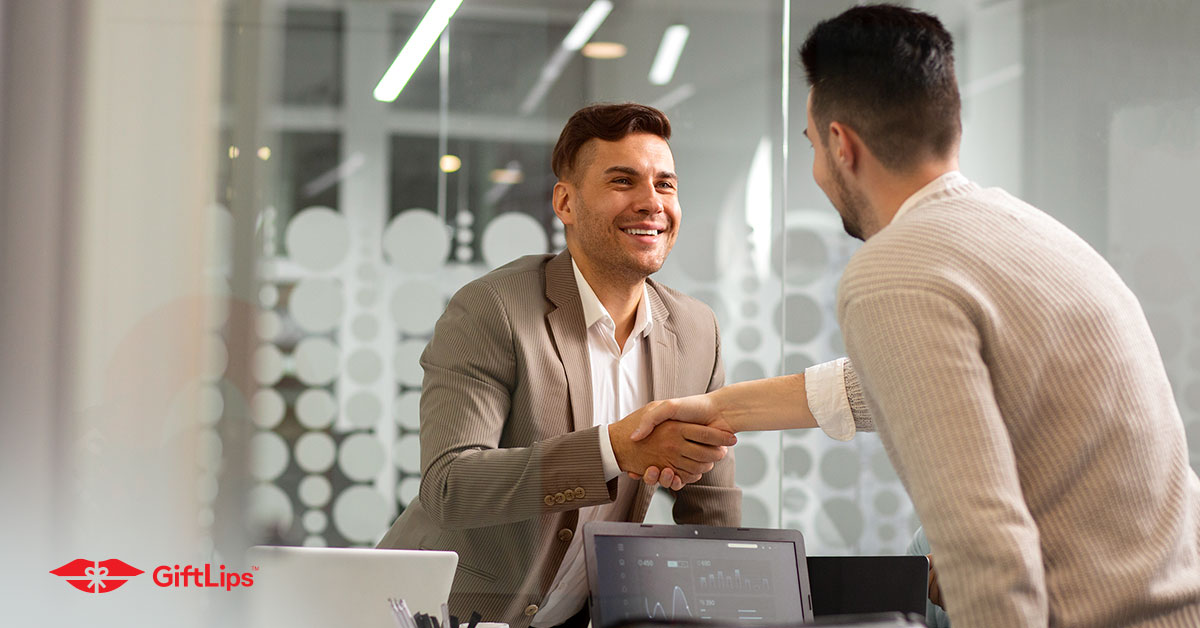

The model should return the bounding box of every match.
[828,121,859,171]
[552,180,575,227]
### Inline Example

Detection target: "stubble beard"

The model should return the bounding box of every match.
[827,154,871,241]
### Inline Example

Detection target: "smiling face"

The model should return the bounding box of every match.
[553,132,681,287]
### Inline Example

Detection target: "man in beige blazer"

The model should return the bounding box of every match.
[378,103,741,628]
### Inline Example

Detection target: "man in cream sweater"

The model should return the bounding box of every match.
[628,4,1200,626]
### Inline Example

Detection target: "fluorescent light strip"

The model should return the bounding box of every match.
[563,0,613,51]
[373,0,464,102]
[518,0,613,115]
[649,24,689,85]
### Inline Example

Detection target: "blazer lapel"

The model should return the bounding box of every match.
[544,250,593,432]
[645,281,676,401]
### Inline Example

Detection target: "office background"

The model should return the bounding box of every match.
[3,1,1199,626]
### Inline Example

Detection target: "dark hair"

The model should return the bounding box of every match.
[551,103,671,180]
[800,4,961,171]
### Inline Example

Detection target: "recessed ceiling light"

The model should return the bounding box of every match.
[440,154,462,173]
[582,42,627,59]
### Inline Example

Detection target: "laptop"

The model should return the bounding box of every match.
[245,546,458,628]
[583,522,813,628]
[806,556,928,619]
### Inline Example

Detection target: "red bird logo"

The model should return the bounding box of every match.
[50,559,144,593]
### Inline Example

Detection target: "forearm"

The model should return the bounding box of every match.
[710,373,818,433]
[420,426,615,528]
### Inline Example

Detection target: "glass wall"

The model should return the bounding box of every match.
[216,0,1200,562]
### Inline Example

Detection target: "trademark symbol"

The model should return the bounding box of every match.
[252,565,259,571]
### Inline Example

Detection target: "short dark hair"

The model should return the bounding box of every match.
[800,4,961,171]
[551,103,671,181]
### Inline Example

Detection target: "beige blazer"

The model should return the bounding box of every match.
[378,250,740,627]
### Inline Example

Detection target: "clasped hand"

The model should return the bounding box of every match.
[609,395,731,491]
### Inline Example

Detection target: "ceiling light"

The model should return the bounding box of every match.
[582,42,627,59]
[439,154,462,173]
[373,0,464,102]
[562,1,613,51]
[489,167,524,185]
[649,24,689,85]
[518,1,613,115]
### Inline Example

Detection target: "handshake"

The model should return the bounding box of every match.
[608,392,736,491]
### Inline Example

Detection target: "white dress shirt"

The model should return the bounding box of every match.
[531,260,653,626]
[805,171,971,440]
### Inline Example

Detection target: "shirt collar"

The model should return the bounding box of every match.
[571,258,654,338]
[891,170,971,223]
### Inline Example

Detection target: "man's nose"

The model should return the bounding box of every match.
[633,182,665,213]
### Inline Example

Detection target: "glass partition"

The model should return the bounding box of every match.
[217,0,1200,563]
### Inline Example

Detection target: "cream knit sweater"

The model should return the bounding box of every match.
[837,181,1200,627]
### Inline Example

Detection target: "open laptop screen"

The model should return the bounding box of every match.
[584,523,812,628]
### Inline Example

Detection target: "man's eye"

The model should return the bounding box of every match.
[613,177,632,184]
[657,181,676,190]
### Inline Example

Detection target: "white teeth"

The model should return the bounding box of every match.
[624,228,660,236]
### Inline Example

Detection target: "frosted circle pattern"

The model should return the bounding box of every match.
[352,315,379,342]
[199,385,224,426]
[782,445,813,478]
[733,443,768,486]
[304,536,328,547]
[253,344,285,385]
[299,474,332,507]
[819,447,861,489]
[394,392,421,431]
[736,327,762,352]
[394,340,426,386]
[289,278,344,334]
[731,360,766,384]
[333,485,389,543]
[259,283,279,309]
[199,431,223,470]
[741,495,771,528]
[258,310,283,341]
[398,477,421,506]
[338,433,385,482]
[383,209,449,273]
[294,337,340,386]
[295,432,336,472]
[285,207,350,272]
[344,392,383,429]
[249,483,295,534]
[772,228,828,286]
[879,524,897,542]
[250,431,290,481]
[346,349,383,384]
[198,475,219,503]
[391,281,443,336]
[252,388,286,429]
[815,497,864,548]
[781,352,816,376]
[296,389,337,429]
[481,212,548,269]
[394,434,422,474]
[742,301,759,318]
[774,294,824,344]
[874,491,901,516]
[204,335,229,382]
[303,509,328,534]
[357,289,378,307]
[782,487,808,512]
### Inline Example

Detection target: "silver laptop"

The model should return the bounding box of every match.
[583,522,813,628]
[246,546,458,628]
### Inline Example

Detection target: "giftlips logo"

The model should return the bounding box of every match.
[51,559,256,593]
[50,559,143,593]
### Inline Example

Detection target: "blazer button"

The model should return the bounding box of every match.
[524,604,539,616]
[558,528,573,542]
[574,487,585,499]
[563,490,574,502]
[544,495,554,506]
[554,492,566,504]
